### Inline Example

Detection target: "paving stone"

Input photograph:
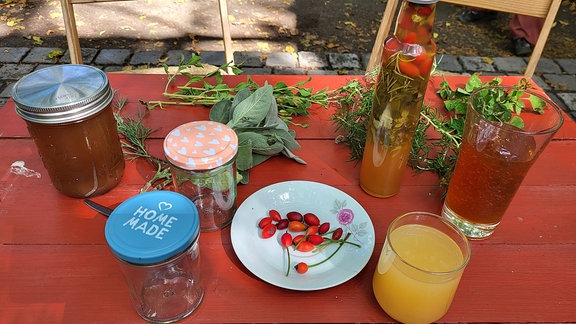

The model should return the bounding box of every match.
[557,92,576,113]
[535,58,562,74]
[492,57,526,74]
[95,49,131,65]
[0,47,29,63]
[22,47,63,64]
[327,53,361,70]
[60,48,99,64]
[130,51,165,65]
[0,64,35,81]
[542,74,576,91]
[458,56,495,72]
[200,51,227,66]
[272,67,307,75]
[0,82,14,98]
[437,54,463,73]
[164,50,197,66]
[531,75,551,91]
[234,51,264,67]
[298,51,328,69]
[266,52,297,68]
[556,59,576,75]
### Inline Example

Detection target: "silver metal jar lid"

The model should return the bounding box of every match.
[12,65,114,124]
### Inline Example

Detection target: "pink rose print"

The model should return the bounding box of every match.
[337,208,355,226]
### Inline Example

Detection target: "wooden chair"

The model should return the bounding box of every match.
[366,0,563,77]
[60,0,234,68]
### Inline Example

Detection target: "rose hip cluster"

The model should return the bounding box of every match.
[258,209,345,275]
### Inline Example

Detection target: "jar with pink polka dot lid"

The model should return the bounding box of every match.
[164,121,239,232]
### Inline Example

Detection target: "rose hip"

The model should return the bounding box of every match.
[305,225,318,236]
[332,227,343,240]
[293,234,305,245]
[296,262,308,274]
[296,241,315,252]
[318,222,330,234]
[308,234,324,245]
[276,219,289,230]
[288,221,307,232]
[258,217,273,229]
[269,209,282,222]
[281,232,293,247]
[261,223,276,239]
[303,213,320,226]
[286,211,303,222]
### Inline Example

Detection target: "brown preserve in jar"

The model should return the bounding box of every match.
[12,65,125,197]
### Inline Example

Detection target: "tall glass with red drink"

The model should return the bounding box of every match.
[442,86,563,239]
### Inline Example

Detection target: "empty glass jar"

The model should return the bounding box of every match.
[163,121,239,232]
[105,191,203,323]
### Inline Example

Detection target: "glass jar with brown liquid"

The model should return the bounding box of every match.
[12,65,125,198]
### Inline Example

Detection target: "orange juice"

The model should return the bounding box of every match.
[373,224,466,324]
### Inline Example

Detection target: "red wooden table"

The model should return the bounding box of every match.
[1,74,575,323]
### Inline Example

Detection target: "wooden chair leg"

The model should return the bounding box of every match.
[218,0,234,74]
[60,0,83,64]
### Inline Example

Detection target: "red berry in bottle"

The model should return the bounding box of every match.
[261,223,276,239]
[269,209,282,222]
[296,262,309,274]
[318,222,330,234]
[332,227,343,240]
[286,211,303,222]
[258,217,273,229]
[303,213,320,226]
[276,219,289,230]
[308,234,324,245]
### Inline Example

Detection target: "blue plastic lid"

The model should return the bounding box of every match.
[105,191,200,265]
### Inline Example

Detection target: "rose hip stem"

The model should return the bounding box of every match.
[308,233,355,268]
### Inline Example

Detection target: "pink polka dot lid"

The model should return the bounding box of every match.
[163,121,238,170]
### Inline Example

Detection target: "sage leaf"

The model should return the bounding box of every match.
[228,84,273,129]
[210,99,232,124]
[282,147,307,164]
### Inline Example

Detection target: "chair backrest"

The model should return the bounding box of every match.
[366,0,562,77]
[60,0,234,70]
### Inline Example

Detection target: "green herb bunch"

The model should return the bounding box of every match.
[143,54,331,126]
[332,74,538,190]
[209,84,306,184]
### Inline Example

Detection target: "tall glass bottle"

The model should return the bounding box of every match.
[360,0,438,198]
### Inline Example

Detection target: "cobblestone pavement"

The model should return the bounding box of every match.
[1,46,575,121]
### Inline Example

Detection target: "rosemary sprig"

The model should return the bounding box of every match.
[112,95,172,192]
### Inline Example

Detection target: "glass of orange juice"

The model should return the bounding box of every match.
[373,212,470,324]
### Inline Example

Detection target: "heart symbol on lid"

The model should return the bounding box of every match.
[172,129,181,136]
[222,135,231,142]
[177,147,187,155]
[158,202,173,211]
[181,137,189,143]
[195,125,207,131]
[194,141,203,147]
[214,124,223,132]
[203,148,216,156]
[209,139,220,145]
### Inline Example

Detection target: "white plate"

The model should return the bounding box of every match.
[231,180,375,291]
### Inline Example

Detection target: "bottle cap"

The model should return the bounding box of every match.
[12,65,113,124]
[105,191,200,265]
[164,121,239,170]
